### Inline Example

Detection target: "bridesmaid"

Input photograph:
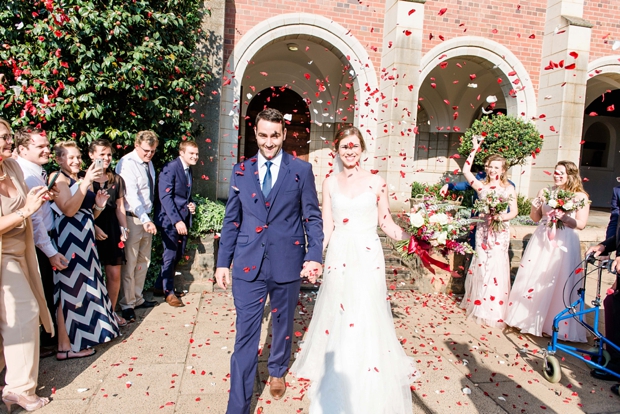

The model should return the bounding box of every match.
[51,141,119,360]
[505,161,590,342]
[459,135,517,328]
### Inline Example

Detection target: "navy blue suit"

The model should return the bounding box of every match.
[154,157,193,294]
[217,151,323,413]
[605,185,620,240]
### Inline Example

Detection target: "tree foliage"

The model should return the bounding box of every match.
[0,0,210,164]
[458,115,543,168]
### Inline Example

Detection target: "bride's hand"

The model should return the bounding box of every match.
[471,134,483,150]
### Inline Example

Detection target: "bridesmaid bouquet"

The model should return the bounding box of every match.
[399,200,477,274]
[543,188,588,230]
[473,191,513,233]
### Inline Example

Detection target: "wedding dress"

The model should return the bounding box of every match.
[290,177,418,414]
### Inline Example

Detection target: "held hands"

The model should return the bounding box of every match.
[301,261,323,283]
[214,267,230,290]
[188,202,196,215]
[175,221,188,236]
[143,221,157,235]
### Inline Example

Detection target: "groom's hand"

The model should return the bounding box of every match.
[301,261,323,283]
[214,267,230,290]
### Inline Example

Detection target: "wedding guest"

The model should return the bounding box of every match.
[15,127,69,357]
[51,142,119,359]
[0,118,54,412]
[459,137,517,328]
[88,139,129,327]
[505,161,590,342]
[115,131,159,323]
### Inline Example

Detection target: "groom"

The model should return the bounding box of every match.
[215,108,323,413]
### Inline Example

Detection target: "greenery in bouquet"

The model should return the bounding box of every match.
[399,200,477,257]
[473,191,513,233]
[542,187,589,230]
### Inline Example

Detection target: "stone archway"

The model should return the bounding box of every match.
[414,36,536,192]
[242,87,310,162]
[216,13,379,199]
[580,57,620,207]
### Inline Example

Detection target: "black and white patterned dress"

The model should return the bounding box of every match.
[53,173,119,351]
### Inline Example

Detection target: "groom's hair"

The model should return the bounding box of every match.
[255,108,284,126]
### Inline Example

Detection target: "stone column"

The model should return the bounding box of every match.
[530,0,592,196]
[193,0,226,200]
[376,0,425,209]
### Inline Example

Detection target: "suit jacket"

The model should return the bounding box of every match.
[605,185,620,240]
[217,151,323,283]
[154,157,193,229]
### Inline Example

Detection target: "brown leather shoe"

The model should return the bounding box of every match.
[269,376,286,400]
[166,293,184,307]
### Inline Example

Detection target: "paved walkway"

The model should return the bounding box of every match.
[27,285,620,414]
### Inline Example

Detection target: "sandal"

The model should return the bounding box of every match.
[3,392,49,413]
[115,312,128,327]
[56,348,96,361]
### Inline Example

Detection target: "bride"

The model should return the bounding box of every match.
[290,127,419,413]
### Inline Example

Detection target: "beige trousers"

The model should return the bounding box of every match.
[119,216,152,310]
[0,255,40,396]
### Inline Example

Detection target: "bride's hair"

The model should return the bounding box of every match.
[333,127,366,152]
[556,160,588,195]
[483,154,509,186]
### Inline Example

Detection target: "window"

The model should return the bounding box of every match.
[580,122,610,168]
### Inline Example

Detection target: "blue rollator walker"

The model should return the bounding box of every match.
[542,253,620,383]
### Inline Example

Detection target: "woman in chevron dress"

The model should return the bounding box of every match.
[51,142,119,360]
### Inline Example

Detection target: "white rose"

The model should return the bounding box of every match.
[563,200,574,210]
[409,212,425,227]
[548,199,558,208]
[429,213,449,226]
[436,231,448,245]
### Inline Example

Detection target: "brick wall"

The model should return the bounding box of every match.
[223,0,386,70]
[420,0,547,92]
[584,0,620,61]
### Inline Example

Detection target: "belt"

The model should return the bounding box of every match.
[127,212,138,218]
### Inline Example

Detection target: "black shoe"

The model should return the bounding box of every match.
[612,384,619,396]
[152,288,165,297]
[122,308,136,322]
[591,369,620,381]
[135,300,158,309]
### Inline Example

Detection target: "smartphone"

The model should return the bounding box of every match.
[95,158,104,169]
[47,170,61,190]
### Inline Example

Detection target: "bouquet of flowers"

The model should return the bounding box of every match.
[542,188,589,231]
[473,191,513,233]
[398,198,478,274]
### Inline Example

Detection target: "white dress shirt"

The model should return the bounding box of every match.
[16,156,58,257]
[116,150,155,224]
[258,150,282,188]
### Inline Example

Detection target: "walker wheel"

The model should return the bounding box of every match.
[583,347,611,370]
[543,355,562,383]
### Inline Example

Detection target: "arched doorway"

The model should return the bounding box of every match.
[580,88,620,207]
[241,87,310,162]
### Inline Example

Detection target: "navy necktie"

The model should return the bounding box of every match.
[262,161,273,197]
[41,168,48,183]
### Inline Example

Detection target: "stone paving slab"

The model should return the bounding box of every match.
[15,289,620,414]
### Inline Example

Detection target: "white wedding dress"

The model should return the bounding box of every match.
[290,177,419,414]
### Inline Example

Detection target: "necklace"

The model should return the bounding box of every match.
[0,167,6,181]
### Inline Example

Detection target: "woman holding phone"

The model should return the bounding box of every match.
[50,141,119,360]
[88,139,129,327]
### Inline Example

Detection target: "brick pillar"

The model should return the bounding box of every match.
[376,0,425,209]
[530,0,592,196]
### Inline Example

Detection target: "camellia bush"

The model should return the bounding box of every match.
[0,0,210,163]
[458,115,543,168]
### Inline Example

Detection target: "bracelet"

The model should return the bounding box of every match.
[93,203,105,211]
[14,209,25,219]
